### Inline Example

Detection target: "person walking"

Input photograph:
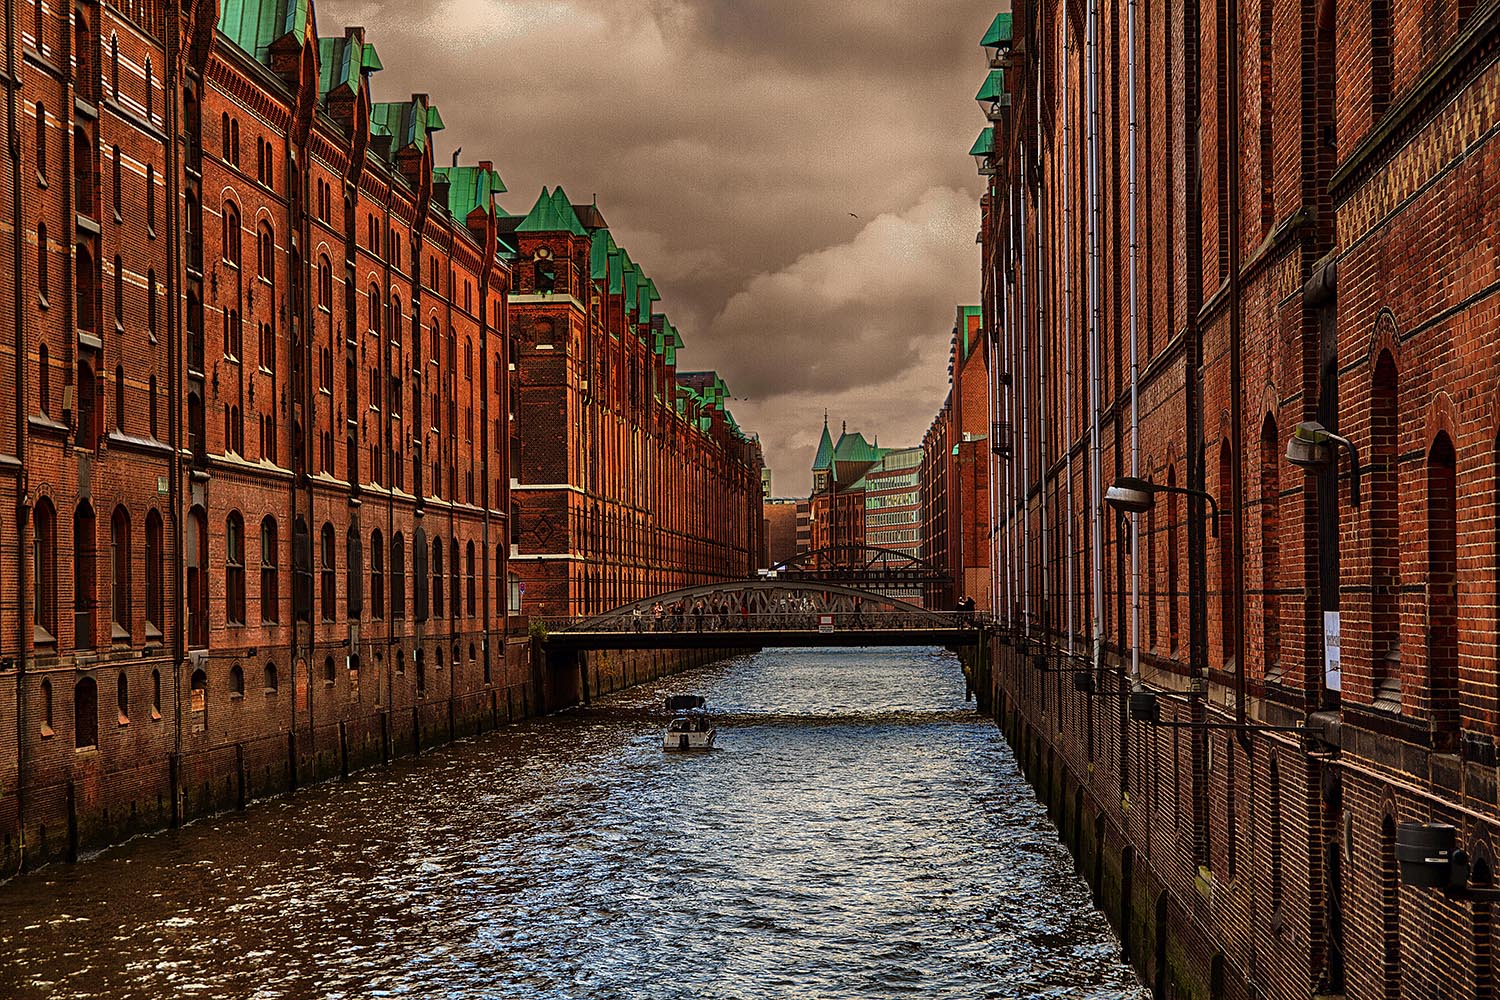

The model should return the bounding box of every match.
[693,599,705,632]
[632,607,643,633]
[653,601,664,632]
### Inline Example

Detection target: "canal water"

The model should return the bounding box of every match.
[0,646,1147,1000]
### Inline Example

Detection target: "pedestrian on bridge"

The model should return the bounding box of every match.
[693,599,705,632]
[653,601,664,631]
[632,607,643,633]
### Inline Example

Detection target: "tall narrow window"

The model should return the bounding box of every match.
[145,165,155,233]
[466,541,476,617]
[1371,0,1392,120]
[1147,489,1159,649]
[187,507,208,648]
[114,364,124,432]
[391,532,406,620]
[36,222,47,304]
[257,222,274,282]
[110,505,130,640]
[1260,416,1281,680]
[1371,350,1401,708]
[74,501,97,649]
[450,539,460,621]
[112,146,121,217]
[225,512,245,625]
[433,538,445,618]
[1428,432,1459,750]
[321,523,336,622]
[370,529,385,620]
[145,509,163,635]
[368,284,381,335]
[38,341,50,416]
[33,498,57,640]
[1218,442,1237,665]
[147,267,156,340]
[222,202,241,265]
[413,528,429,622]
[1167,464,1181,651]
[346,527,363,620]
[35,102,46,182]
[110,34,118,98]
[116,671,128,725]
[144,58,153,121]
[40,678,53,736]
[260,516,279,623]
[74,677,98,749]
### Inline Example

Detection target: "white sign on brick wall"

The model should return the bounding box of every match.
[1324,611,1342,692]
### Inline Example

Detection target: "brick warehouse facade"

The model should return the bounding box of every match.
[971,3,1500,1000]
[0,0,760,872]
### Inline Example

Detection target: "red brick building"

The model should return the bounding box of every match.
[762,498,799,569]
[0,0,759,871]
[978,4,1500,999]
[920,306,991,612]
[505,201,762,618]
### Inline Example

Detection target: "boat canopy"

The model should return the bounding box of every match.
[665,695,707,712]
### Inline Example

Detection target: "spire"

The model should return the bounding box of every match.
[812,416,836,471]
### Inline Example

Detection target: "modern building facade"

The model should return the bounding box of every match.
[762,498,800,570]
[975,4,1500,1000]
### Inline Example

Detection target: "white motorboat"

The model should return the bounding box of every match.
[663,695,716,751]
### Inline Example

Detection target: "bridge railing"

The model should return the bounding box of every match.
[535,610,988,634]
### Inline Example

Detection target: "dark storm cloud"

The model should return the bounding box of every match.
[317,0,986,494]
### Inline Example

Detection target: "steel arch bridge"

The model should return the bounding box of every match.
[769,546,949,589]
[537,580,979,652]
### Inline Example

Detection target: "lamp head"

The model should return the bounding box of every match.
[1286,420,1334,469]
[1105,475,1156,515]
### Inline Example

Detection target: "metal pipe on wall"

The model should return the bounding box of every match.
[1086,0,1105,672]
[1019,142,1031,638]
[1062,29,1076,656]
[1127,0,1142,687]
[1035,59,1049,653]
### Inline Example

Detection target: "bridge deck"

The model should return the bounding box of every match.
[542,627,981,651]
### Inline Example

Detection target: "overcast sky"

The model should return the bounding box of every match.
[320,0,986,496]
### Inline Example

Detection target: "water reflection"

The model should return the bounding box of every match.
[0,646,1146,1000]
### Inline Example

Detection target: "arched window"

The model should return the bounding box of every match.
[35,102,46,182]
[1371,0,1392,120]
[466,541,476,617]
[187,506,208,648]
[323,656,335,687]
[1167,464,1180,650]
[391,532,406,620]
[257,221,274,282]
[230,118,240,166]
[110,33,118,98]
[1218,442,1236,665]
[151,668,161,719]
[321,523,336,621]
[40,678,54,736]
[38,341,49,415]
[370,529,385,619]
[264,661,279,694]
[222,201,241,266]
[229,663,245,699]
[318,256,332,310]
[145,509,163,634]
[74,501,96,649]
[77,356,97,449]
[146,165,155,233]
[73,127,94,218]
[190,668,207,730]
[74,13,92,100]
[346,527,364,620]
[111,146,121,217]
[368,284,381,335]
[1371,350,1400,707]
[413,527,429,622]
[109,505,130,640]
[76,243,97,335]
[391,294,402,346]
[74,677,98,749]
[225,512,245,625]
[432,537,445,618]
[116,671,128,725]
[144,58,153,121]
[1260,416,1281,680]
[259,516,279,623]
[1428,432,1458,749]
[293,517,311,622]
[36,222,48,305]
[221,112,230,160]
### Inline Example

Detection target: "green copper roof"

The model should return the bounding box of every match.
[960,304,981,359]
[434,164,506,221]
[591,229,618,281]
[812,418,835,471]
[317,33,382,99]
[982,12,1013,48]
[516,186,586,235]
[970,127,995,157]
[622,259,641,307]
[370,98,444,155]
[833,430,886,466]
[219,0,313,65]
[976,70,1006,103]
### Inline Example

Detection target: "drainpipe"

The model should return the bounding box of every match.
[1127,0,1142,688]
[7,0,30,873]
[1226,0,1247,735]
[1062,30,1075,657]
[1019,143,1030,639]
[1087,0,1105,675]
[165,4,185,828]
[1034,73,1049,656]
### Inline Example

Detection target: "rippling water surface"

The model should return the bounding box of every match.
[0,646,1147,999]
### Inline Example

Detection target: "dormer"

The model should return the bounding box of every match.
[319,26,383,132]
[514,186,587,297]
[371,95,444,192]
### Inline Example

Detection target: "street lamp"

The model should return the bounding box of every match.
[1397,823,1500,900]
[1104,475,1220,537]
[971,127,996,177]
[1286,420,1362,506]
